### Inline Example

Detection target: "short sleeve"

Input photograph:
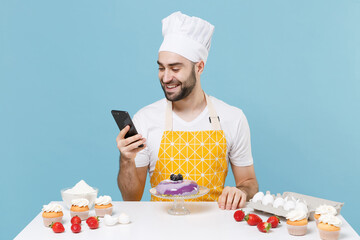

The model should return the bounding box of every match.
[132,112,150,168]
[228,110,254,166]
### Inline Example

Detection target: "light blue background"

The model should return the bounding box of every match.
[1,0,359,239]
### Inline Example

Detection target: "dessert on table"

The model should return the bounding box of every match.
[104,213,131,226]
[286,208,308,236]
[314,204,337,225]
[104,214,118,226]
[70,198,89,220]
[317,214,342,240]
[95,195,113,217]
[155,173,199,196]
[42,203,63,227]
[118,213,131,224]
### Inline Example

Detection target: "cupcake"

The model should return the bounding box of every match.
[286,209,308,236]
[95,195,113,217]
[317,214,342,240]
[70,198,89,220]
[314,205,337,225]
[42,203,63,227]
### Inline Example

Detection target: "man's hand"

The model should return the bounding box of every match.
[116,125,146,161]
[116,125,148,201]
[217,186,247,210]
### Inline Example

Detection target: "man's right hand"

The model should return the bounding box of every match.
[116,125,146,161]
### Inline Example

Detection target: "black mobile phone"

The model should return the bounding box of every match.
[111,110,144,148]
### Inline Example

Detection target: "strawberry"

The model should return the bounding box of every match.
[233,210,245,222]
[267,216,280,228]
[50,222,64,233]
[86,216,99,225]
[244,214,262,226]
[257,222,272,233]
[71,223,81,233]
[87,216,99,229]
[71,216,82,225]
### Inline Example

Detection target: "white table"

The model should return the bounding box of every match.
[15,201,359,240]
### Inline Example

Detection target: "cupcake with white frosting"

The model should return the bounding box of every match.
[314,205,337,225]
[317,214,342,240]
[70,198,89,220]
[95,195,113,217]
[286,209,308,236]
[42,203,63,227]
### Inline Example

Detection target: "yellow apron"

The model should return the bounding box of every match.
[150,94,228,201]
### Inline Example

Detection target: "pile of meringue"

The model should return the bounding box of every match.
[104,213,131,226]
[251,191,308,212]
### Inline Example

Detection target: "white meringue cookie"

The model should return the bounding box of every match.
[118,213,130,224]
[104,214,118,226]
[252,191,264,203]
[261,191,274,206]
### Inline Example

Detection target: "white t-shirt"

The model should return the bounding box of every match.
[133,96,253,177]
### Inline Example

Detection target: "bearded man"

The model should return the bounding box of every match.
[116,11,258,210]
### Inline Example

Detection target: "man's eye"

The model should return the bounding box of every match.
[172,69,179,72]
[158,68,165,71]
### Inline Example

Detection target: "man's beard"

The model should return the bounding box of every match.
[160,68,196,102]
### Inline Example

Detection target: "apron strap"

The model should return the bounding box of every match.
[165,98,173,131]
[205,94,221,130]
[165,93,221,131]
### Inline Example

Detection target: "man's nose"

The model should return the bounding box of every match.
[162,69,173,83]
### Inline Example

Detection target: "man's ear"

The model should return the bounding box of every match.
[195,60,205,74]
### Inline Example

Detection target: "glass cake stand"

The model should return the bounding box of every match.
[149,186,209,215]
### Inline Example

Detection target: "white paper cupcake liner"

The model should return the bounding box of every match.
[287,223,308,236]
[318,228,340,240]
[70,210,89,221]
[95,206,113,217]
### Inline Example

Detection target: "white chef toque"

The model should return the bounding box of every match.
[159,11,214,64]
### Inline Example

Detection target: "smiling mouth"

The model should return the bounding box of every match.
[165,84,180,92]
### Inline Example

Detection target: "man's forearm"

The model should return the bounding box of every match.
[117,155,144,201]
[236,178,259,201]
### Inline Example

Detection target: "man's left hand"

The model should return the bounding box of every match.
[217,186,247,210]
